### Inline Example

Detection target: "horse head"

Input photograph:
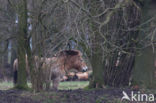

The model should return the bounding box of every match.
[60,50,88,72]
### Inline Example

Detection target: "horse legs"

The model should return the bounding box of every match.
[52,77,60,90]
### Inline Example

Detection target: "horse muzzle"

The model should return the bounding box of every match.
[82,66,88,72]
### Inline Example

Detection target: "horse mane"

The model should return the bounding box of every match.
[58,50,81,57]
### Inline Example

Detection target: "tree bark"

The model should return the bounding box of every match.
[16,0,28,89]
[87,0,141,88]
[132,0,156,89]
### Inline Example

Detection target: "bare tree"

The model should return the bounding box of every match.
[0,0,17,80]
[132,0,156,89]
[14,0,29,89]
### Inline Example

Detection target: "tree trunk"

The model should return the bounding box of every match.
[89,27,105,88]
[132,0,156,89]
[87,0,141,88]
[89,51,105,88]
[133,47,156,88]
[16,0,28,89]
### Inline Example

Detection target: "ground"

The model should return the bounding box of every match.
[0,81,155,103]
[0,88,127,103]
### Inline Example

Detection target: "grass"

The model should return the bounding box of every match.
[59,81,89,90]
[0,81,13,90]
[0,81,89,90]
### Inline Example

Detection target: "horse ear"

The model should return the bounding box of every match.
[78,51,82,56]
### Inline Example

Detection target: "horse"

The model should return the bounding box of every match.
[13,50,88,90]
[41,50,88,90]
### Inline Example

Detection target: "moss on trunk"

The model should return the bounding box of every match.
[132,47,156,88]
[15,0,28,89]
[89,53,105,88]
[132,0,156,89]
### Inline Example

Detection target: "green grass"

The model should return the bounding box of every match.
[0,81,89,90]
[0,81,13,90]
[59,81,89,90]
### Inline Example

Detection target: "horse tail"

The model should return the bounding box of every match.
[13,59,18,85]
[13,69,18,85]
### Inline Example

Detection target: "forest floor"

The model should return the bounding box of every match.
[0,88,130,103]
[0,81,155,103]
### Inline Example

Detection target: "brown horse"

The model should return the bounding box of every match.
[13,50,88,90]
[42,50,88,90]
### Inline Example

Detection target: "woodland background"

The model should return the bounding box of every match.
[0,0,156,90]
